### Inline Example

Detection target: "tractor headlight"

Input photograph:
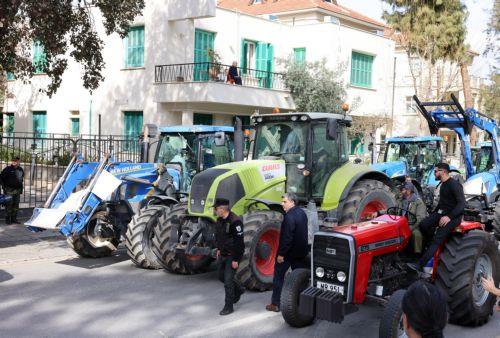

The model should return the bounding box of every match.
[315,267,325,278]
[337,271,346,282]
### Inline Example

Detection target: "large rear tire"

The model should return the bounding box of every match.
[125,204,170,269]
[281,268,314,328]
[236,210,282,291]
[436,230,499,326]
[339,179,396,225]
[378,289,406,338]
[491,203,500,240]
[68,211,119,258]
[151,203,213,274]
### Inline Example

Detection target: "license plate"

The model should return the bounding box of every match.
[317,281,344,295]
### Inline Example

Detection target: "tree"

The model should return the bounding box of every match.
[0,0,145,96]
[282,58,347,114]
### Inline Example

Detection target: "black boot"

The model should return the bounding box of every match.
[219,304,234,316]
[234,286,245,304]
[12,216,20,224]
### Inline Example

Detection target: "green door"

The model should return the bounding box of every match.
[124,111,143,151]
[193,113,213,125]
[33,111,47,137]
[194,29,215,81]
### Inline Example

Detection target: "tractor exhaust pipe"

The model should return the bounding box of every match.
[234,117,244,162]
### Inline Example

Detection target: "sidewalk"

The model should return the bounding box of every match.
[0,208,75,265]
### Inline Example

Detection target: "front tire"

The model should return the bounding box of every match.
[436,230,499,326]
[379,289,406,338]
[68,211,119,258]
[339,179,396,224]
[281,268,314,328]
[125,204,170,269]
[236,210,282,291]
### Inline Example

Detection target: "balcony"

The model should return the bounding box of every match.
[153,62,295,114]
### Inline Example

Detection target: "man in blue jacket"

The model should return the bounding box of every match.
[266,192,309,312]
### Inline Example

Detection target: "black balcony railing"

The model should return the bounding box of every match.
[155,62,287,90]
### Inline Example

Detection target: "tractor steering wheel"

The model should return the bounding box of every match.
[386,206,417,225]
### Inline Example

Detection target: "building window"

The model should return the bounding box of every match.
[123,111,143,151]
[6,72,15,81]
[124,26,145,68]
[32,111,47,137]
[241,40,256,73]
[351,51,374,88]
[194,29,215,81]
[194,113,213,126]
[33,41,47,74]
[294,48,306,65]
[71,118,80,136]
[405,96,417,115]
[4,113,14,136]
[241,40,274,88]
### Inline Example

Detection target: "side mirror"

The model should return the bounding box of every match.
[214,132,226,146]
[326,118,338,140]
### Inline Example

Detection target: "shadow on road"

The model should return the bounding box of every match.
[0,270,13,283]
[55,249,129,269]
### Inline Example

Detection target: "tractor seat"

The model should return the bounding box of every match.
[453,220,484,233]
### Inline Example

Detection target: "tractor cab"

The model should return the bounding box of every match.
[472,141,494,174]
[251,113,350,203]
[154,126,234,193]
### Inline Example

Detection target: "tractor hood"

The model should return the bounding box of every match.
[371,161,407,179]
[188,160,286,218]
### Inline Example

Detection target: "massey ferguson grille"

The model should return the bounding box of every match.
[312,233,354,302]
[189,169,228,213]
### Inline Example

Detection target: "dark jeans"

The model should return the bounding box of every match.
[271,256,308,306]
[417,212,462,268]
[5,192,20,219]
[218,256,244,308]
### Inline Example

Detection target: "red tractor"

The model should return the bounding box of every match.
[280,207,499,337]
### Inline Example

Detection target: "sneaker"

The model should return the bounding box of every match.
[219,306,234,316]
[265,303,279,312]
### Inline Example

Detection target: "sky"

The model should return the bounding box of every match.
[337,0,495,78]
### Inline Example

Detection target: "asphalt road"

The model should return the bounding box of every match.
[0,233,499,337]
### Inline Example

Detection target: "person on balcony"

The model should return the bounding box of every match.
[227,61,242,85]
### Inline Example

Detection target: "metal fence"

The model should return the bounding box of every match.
[154,62,287,90]
[0,134,141,208]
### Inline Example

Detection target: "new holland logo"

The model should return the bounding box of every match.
[326,248,336,255]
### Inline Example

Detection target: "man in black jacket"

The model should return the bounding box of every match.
[266,192,309,312]
[408,162,465,272]
[1,157,24,224]
[214,198,245,315]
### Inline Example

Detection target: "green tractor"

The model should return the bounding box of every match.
[152,112,396,290]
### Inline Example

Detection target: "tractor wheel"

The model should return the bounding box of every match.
[125,204,170,269]
[236,210,282,291]
[281,268,314,328]
[68,211,119,258]
[151,203,213,274]
[491,203,500,240]
[378,289,406,338]
[339,179,396,224]
[436,230,499,326]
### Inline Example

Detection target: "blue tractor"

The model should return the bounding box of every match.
[414,94,500,238]
[26,124,242,268]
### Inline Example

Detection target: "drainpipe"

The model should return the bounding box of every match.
[390,56,397,136]
[88,98,92,136]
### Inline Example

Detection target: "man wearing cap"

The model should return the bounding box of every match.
[408,162,465,272]
[213,198,245,315]
[1,157,24,224]
[397,182,427,254]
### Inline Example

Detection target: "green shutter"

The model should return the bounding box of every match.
[33,41,47,74]
[125,26,145,68]
[6,72,14,81]
[255,42,273,88]
[71,118,80,136]
[123,111,143,151]
[351,51,373,88]
[4,114,14,136]
[193,113,213,125]
[240,39,248,74]
[294,48,306,65]
[194,29,215,81]
[33,111,47,137]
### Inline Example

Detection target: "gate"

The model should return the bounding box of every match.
[0,133,141,208]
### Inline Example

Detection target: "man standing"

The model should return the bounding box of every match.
[398,182,427,254]
[1,157,24,224]
[214,198,245,316]
[408,162,465,272]
[266,192,309,312]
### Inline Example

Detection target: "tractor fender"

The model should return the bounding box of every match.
[140,196,178,209]
[247,198,285,215]
[337,168,394,219]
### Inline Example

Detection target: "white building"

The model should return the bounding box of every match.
[3,0,395,150]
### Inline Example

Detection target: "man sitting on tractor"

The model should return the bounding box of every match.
[397,182,427,255]
[408,162,465,272]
